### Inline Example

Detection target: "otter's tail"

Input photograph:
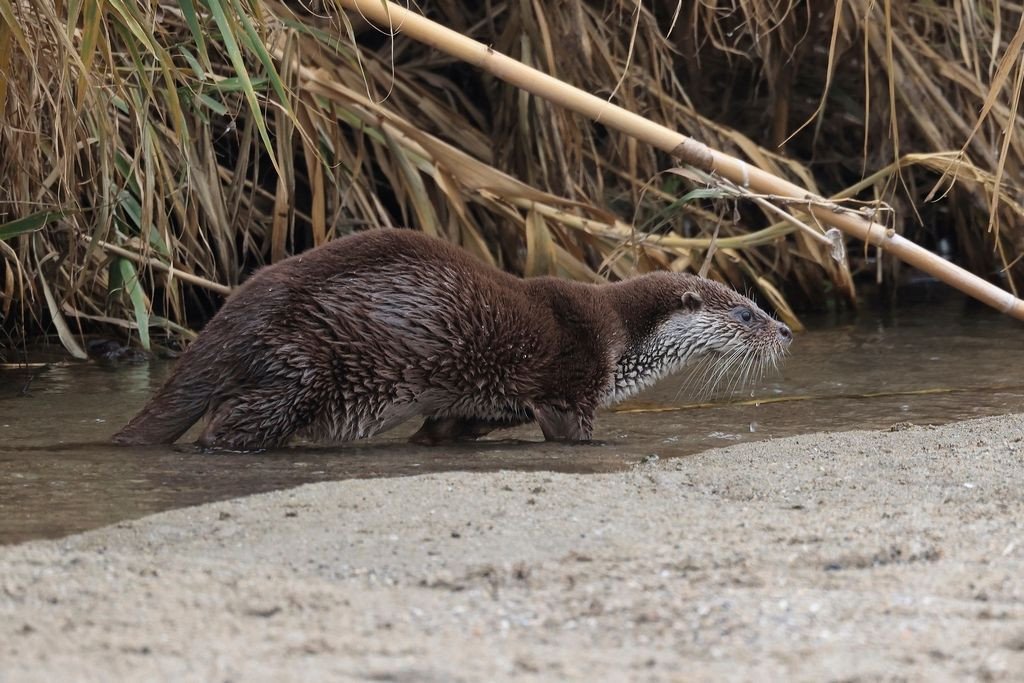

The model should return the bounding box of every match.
[112,362,215,445]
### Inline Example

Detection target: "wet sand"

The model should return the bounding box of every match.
[2,413,1023,681]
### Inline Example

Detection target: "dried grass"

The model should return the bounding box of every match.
[1,0,1022,355]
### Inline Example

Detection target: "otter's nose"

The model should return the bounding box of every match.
[776,322,793,344]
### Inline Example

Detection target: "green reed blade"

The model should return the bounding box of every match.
[0,210,66,242]
[117,257,150,350]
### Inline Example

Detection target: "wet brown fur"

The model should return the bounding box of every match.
[113,228,790,450]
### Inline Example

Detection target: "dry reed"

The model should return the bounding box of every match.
[1,1,1022,356]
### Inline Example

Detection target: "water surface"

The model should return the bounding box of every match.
[1,301,1022,544]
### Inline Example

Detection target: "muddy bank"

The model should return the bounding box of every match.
[2,414,1024,681]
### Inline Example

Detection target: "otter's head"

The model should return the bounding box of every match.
[607,273,792,404]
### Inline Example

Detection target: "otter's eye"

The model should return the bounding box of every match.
[735,307,754,324]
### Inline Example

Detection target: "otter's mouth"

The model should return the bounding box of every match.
[676,343,788,401]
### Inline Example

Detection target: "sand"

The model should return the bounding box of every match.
[2,414,1023,681]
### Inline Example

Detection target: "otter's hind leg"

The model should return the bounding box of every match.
[409,415,531,445]
[533,404,594,442]
[410,417,490,445]
[198,386,319,451]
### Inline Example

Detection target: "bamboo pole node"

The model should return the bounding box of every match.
[670,137,713,171]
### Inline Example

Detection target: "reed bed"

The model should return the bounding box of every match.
[1,1,1022,356]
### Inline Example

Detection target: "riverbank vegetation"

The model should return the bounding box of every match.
[1,1,1022,356]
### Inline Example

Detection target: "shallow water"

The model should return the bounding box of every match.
[1,300,1022,544]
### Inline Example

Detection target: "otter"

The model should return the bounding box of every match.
[113,228,791,450]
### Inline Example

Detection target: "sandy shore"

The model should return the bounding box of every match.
[2,414,1023,681]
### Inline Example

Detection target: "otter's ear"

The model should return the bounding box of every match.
[681,291,703,312]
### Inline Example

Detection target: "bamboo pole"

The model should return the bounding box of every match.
[337,0,1024,321]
